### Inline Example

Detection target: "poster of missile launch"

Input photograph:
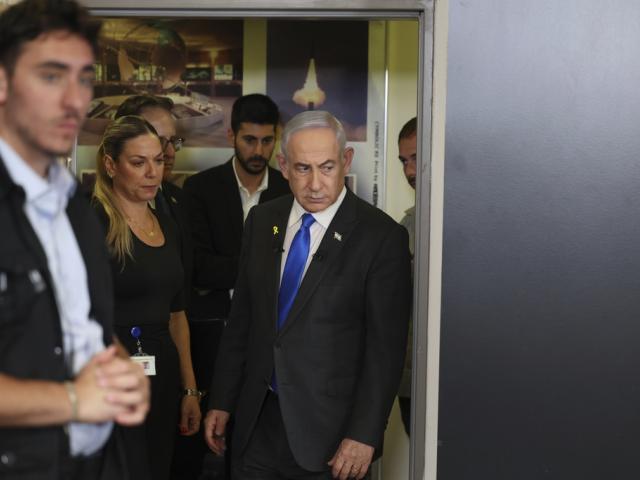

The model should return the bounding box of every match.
[266,20,388,207]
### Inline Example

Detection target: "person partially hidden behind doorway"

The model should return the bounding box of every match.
[397,116,418,437]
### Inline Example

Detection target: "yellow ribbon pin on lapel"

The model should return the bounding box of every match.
[273,226,279,235]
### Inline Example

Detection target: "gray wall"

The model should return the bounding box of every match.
[438,1,640,478]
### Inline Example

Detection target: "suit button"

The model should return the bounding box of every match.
[54,346,62,356]
[274,341,281,349]
[1,452,16,466]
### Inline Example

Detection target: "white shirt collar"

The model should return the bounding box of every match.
[232,156,270,195]
[0,137,76,206]
[289,186,347,229]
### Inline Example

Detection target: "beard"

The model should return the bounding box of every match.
[235,150,268,175]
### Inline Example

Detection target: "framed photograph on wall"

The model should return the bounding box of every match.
[75,16,387,208]
[75,17,244,178]
[80,17,243,147]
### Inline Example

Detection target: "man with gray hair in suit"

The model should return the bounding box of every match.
[204,110,411,480]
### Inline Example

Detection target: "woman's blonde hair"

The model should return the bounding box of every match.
[92,115,159,265]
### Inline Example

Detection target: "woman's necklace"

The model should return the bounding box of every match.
[126,208,156,237]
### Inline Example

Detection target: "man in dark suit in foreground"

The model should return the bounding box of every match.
[204,111,411,479]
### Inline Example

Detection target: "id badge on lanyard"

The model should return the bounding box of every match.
[130,326,156,376]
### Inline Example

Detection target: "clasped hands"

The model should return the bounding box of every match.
[71,344,150,425]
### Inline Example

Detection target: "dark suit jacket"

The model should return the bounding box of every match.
[182,159,290,319]
[210,190,411,472]
[157,180,193,305]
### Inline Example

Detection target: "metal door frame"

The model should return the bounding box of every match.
[83,2,439,478]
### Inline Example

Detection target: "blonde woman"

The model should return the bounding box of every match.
[92,115,200,480]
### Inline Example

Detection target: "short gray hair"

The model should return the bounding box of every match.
[280,110,347,159]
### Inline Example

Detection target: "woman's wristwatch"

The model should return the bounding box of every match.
[183,388,204,399]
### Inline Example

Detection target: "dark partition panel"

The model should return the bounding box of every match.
[438,1,640,478]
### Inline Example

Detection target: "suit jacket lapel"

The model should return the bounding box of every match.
[260,167,275,203]
[221,159,244,243]
[277,191,359,337]
[267,198,293,333]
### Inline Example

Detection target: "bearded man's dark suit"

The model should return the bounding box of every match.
[183,159,290,322]
[210,189,411,472]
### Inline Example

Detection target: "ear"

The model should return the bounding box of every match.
[104,154,116,178]
[0,66,8,104]
[227,128,235,147]
[276,153,289,180]
[342,147,354,175]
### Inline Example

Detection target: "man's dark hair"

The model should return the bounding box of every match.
[114,94,174,119]
[231,94,279,134]
[0,0,101,75]
[398,117,417,144]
